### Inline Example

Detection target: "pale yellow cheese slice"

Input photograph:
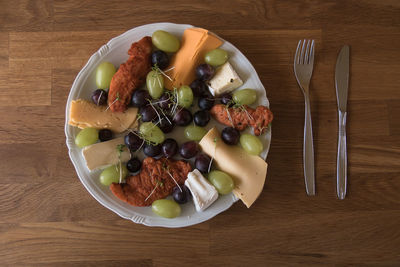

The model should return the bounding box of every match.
[199,127,268,208]
[82,137,131,171]
[69,99,138,133]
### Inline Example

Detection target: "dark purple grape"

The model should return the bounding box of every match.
[190,79,208,97]
[151,50,169,70]
[172,185,191,204]
[196,64,215,81]
[220,92,233,107]
[98,129,113,142]
[131,89,151,108]
[91,89,108,106]
[143,143,162,157]
[161,138,178,158]
[221,127,240,145]
[179,141,199,159]
[140,105,157,122]
[195,154,212,173]
[127,157,141,173]
[158,116,174,133]
[124,132,143,152]
[193,110,210,127]
[198,96,215,110]
[157,93,172,110]
[173,108,192,126]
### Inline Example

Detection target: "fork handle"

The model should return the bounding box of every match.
[303,94,315,195]
[337,110,347,199]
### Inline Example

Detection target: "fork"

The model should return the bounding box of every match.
[294,39,316,196]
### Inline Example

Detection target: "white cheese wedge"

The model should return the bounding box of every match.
[208,61,243,96]
[199,127,268,208]
[185,169,219,212]
[82,137,131,171]
[69,99,138,133]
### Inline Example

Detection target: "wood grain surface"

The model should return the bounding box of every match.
[1,0,400,266]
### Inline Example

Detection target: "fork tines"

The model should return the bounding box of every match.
[295,39,315,65]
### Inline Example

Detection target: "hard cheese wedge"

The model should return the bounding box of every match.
[69,99,138,133]
[199,127,268,208]
[82,137,130,171]
[164,28,223,89]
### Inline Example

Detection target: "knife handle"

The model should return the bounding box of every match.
[303,94,315,196]
[337,110,347,199]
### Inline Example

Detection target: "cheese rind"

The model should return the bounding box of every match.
[82,137,131,171]
[208,62,243,96]
[164,28,223,89]
[199,127,268,208]
[69,99,138,133]
[185,169,219,212]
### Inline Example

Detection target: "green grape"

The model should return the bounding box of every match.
[139,122,165,144]
[205,48,228,67]
[208,170,234,195]
[240,134,263,155]
[233,89,257,105]
[184,125,207,141]
[99,164,128,186]
[146,70,164,99]
[152,199,181,218]
[177,85,193,108]
[152,30,180,53]
[75,128,98,148]
[96,62,116,89]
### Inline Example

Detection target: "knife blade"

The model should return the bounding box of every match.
[335,45,350,199]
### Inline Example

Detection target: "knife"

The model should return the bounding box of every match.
[335,45,350,199]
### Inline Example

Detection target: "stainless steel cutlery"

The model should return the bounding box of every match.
[294,40,350,198]
[294,40,316,196]
[335,45,350,199]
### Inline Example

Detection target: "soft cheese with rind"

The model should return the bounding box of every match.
[164,28,223,89]
[69,99,138,133]
[185,169,219,212]
[208,61,243,96]
[82,137,130,171]
[199,127,268,208]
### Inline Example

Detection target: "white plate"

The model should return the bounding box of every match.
[65,22,271,228]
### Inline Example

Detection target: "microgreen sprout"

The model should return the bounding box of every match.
[148,100,162,125]
[97,90,104,106]
[209,137,218,173]
[115,144,125,184]
[166,169,182,192]
[106,92,120,111]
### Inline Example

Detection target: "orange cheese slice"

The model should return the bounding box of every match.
[164,28,223,89]
[69,99,138,133]
[199,127,268,208]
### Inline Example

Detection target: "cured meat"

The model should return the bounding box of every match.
[210,104,273,136]
[108,36,152,112]
[110,157,192,207]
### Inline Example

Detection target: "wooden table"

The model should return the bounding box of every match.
[1,0,399,266]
